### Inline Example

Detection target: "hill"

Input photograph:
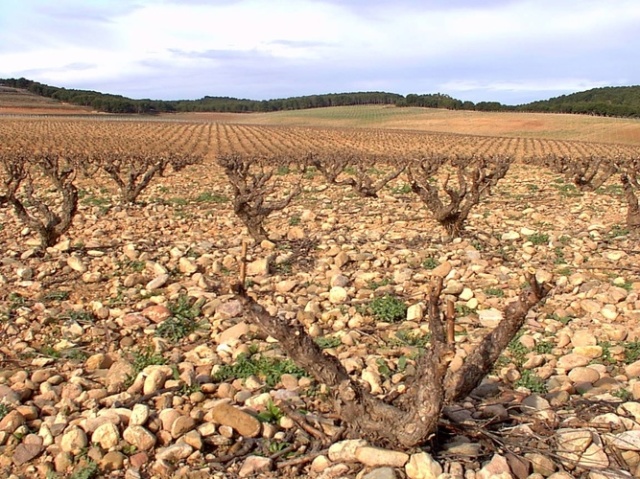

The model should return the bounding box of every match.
[519,86,640,117]
[0,85,91,114]
[3,77,640,119]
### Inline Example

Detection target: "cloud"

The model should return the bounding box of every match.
[1,0,640,103]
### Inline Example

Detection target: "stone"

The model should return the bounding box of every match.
[156,443,193,461]
[431,261,452,278]
[354,446,409,467]
[130,404,150,426]
[209,400,261,437]
[146,274,169,290]
[571,330,597,347]
[247,258,269,276]
[142,305,172,324]
[123,426,157,451]
[218,321,249,344]
[178,257,198,274]
[239,455,272,477]
[60,426,89,455]
[329,286,348,304]
[328,439,367,462]
[625,360,640,378]
[12,434,43,466]
[363,467,397,479]
[0,410,25,433]
[502,231,521,241]
[556,353,591,371]
[143,366,169,395]
[405,452,442,479]
[67,256,87,273]
[406,303,424,321]
[609,430,640,451]
[568,367,600,384]
[216,300,244,319]
[478,308,503,328]
[170,415,196,438]
[85,353,109,371]
[477,454,512,479]
[100,451,126,472]
[92,422,120,449]
[525,452,556,476]
[580,300,602,315]
[0,386,21,406]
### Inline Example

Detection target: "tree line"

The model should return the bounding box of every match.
[3,77,640,118]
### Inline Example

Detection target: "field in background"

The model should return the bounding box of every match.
[174,105,640,146]
[3,85,640,146]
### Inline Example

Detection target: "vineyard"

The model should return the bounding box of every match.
[1,115,640,478]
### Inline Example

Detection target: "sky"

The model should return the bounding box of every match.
[1,0,639,105]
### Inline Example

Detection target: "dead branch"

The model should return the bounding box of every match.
[218,153,302,242]
[231,268,549,448]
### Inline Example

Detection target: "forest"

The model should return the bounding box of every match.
[2,77,640,118]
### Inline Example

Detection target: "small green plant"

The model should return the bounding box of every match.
[257,400,284,423]
[613,388,633,401]
[40,345,62,358]
[598,341,615,366]
[303,166,317,179]
[121,444,137,456]
[156,295,204,342]
[483,287,505,298]
[288,214,301,226]
[376,358,392,378]
[314,336,342,349]
[42,290,71,302]
[526,183,539,192]
[455,304,475,316]
[195,192,229,203]
[507,331,528,367]
[553,247,566,264]
[0,403,11,421]
[555,183,581,197]
[624,341,640,364]
[596,184,623,196]
[391,329,431,347]
[421,257,439,270]
[391,183,412,195]
[344,166,356,176]
[214,354,306,387]
[548,313,572,325]
[609,224,630,238]
[115,259,146,275]
[367,278,391,290]
[369,295,407,323]
[272,259,293,275]
[276,165,291,176]
[534,340,553,355]
[528,233,549,245]
[515,370,547,394]
[69,460,99,479]
[619,280,634,292]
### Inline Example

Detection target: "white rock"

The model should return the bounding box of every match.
[405,452,442,479]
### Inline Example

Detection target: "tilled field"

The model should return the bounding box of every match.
[1,146,640,479]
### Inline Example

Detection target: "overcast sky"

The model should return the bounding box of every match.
[1,0,639,105]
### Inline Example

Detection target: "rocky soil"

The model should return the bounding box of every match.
[0,161,639,479]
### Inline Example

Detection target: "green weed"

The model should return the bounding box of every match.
[528,233,549,245]
[369,295,407,322]
[156,294,204,342]
[314,336,342,349]
[214,354,306,388]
